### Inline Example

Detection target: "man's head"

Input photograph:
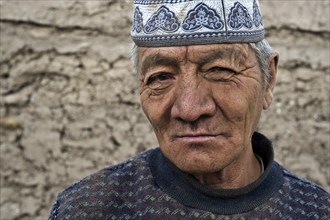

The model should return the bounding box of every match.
[131,0,279,178]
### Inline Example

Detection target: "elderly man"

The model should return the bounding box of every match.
[49,0,329,219]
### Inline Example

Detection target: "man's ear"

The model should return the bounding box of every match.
[263,52,279,110]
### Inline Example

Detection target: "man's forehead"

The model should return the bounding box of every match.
[139,44,251,63]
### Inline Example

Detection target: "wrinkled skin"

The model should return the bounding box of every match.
[139,44,278,189]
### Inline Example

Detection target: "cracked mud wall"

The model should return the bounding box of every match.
[0,1,329,219]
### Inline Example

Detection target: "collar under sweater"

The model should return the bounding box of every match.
[149,132,284,215]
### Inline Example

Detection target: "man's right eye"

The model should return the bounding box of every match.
[145,72,175,89]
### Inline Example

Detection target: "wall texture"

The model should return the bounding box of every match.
[0,0,329,219]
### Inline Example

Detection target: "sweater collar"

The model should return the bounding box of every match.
[149,132,284,214]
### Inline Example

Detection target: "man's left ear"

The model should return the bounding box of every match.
[263,52,279,110]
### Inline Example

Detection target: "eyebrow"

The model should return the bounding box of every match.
[197,50,225,66]
[196,47,247,67]
[140,53,180,75]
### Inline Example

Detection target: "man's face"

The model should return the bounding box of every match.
[138,44,275,174]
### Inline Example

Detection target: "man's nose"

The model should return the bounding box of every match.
[171,78,216,123]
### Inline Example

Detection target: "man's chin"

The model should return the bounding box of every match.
[160,138,239,174]
[171,156,229,175]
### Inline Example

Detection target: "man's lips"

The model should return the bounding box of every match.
[173,133,221,142]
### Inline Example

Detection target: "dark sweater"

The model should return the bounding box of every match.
[49,133,330,219]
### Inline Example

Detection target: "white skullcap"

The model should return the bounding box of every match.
[131,0,264,47]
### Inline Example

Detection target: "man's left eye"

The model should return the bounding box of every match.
[205,67,236,81]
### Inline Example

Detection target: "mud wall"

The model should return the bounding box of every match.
[0,1,329,219]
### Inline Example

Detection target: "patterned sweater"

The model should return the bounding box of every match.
[49,133,330,219]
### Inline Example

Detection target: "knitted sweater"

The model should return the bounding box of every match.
[49,133,330,219]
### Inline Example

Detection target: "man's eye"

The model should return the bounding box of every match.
[145,72,174,89]
[147,73,172,84]
[205,67,236,81]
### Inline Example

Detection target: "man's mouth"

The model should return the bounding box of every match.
[173,133,221,142]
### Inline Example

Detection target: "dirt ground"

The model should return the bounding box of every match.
[0,1,329,219]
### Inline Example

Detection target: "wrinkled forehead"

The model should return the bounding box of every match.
[138,43,254,73]
[140,43,250,57]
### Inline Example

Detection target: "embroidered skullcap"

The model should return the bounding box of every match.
[131,0,264,47]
